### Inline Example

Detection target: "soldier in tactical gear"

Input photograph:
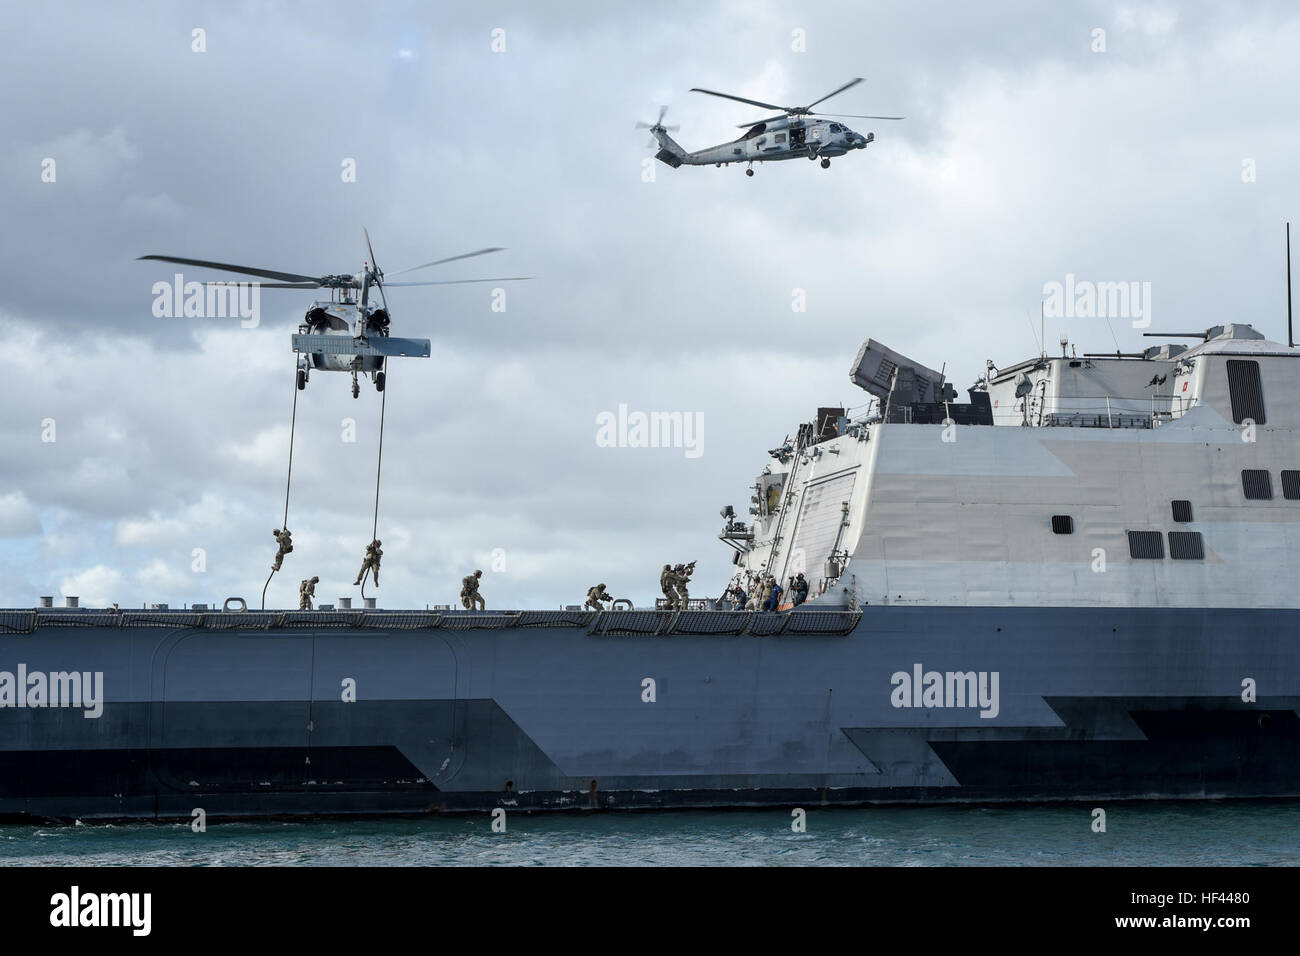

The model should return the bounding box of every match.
[354,539,382,587]
[585,583,612,612]
[299,575,320,611]
[674,561,696,610]
[461,569,485,610]
[659,564,675,609]
[271,527,293,571]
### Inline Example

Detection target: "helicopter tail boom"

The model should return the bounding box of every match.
[650,127,687,167]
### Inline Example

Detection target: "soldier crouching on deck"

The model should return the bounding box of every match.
[585,583,612,612]
[299,575,319,610]
[271,527,293,571]
[461,569,485,610]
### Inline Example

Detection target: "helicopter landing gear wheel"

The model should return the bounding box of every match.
[745,167,754,177]
[375,371,385,393]
[820,158,831,169]
[296,368,306,391]
[351,370,360,399]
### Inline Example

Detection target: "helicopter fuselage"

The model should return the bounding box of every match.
[666,116,873,168]
[298,301,384,375]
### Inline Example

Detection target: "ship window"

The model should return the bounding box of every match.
[1242,469,1273,500]
[1051,515,1073,534]
[1168,531,1205,560]
[1282,471,1300,500]
[1226,359,1266,425]
[1127,530,1164,559]
[1171,500,1193,522]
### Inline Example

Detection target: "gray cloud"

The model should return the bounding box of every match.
[1,0,1298,608]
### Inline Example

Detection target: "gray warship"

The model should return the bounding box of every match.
[3,324,1299,820]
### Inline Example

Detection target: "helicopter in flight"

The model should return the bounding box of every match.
[140,230,527,397]
[639,77,902,177]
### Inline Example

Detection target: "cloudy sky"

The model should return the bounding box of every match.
[1,0,1297,610]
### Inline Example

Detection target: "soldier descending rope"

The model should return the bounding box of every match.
[585,583,612,612]
[461,569,485,610]
[299,576,319,610]
[271,527,293,571]
[354,539,382,588]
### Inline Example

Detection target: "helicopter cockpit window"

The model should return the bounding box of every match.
[830,123,843,133]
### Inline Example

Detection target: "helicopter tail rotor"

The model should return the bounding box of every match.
[637,106,685,164]
[635,105,680,148]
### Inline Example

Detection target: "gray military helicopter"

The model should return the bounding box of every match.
[640,77,902,176]
[140,230,526,397]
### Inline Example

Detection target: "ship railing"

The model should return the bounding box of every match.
[6,606,863,637]
[996,393,1197,429]
[589,608,862,637]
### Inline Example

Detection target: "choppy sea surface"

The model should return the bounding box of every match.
[4,802,1299,866]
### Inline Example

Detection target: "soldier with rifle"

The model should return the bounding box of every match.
[585,583,612,612]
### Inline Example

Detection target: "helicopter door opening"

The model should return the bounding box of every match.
[790,127,807,149]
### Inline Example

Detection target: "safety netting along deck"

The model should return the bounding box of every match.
[7,607,861,637]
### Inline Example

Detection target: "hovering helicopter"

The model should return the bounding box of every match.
[639,77,902,177]
[139,230,527,397]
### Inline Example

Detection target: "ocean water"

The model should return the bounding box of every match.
[4,801,1299,866]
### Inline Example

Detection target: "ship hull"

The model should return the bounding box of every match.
[1,606,1296,820]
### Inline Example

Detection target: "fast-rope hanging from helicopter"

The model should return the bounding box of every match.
[134,231,527,609]
[359,359,388,601]
[262,360,301,609]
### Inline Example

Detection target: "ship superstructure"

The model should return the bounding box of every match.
[724,325,1298,613]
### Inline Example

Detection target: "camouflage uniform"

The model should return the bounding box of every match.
[299,576,319,611]
[674,563,692,610]
[659,565,675,609]
[462,570,485,611]
[585,583,611,612]
[672,561,695,610]
[354,539,382,587]
[271,528,293,571]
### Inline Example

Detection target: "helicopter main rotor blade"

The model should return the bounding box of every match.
[363,227,382,276]
[363,226,389,311]
[383,277,531,287]
[137,255,321,285]
[204,281,320,289]
[813,111,904,120]
[389,247,506,277]
[804,77,864,110]
[689,87,787,112]
[736,115,787,128]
